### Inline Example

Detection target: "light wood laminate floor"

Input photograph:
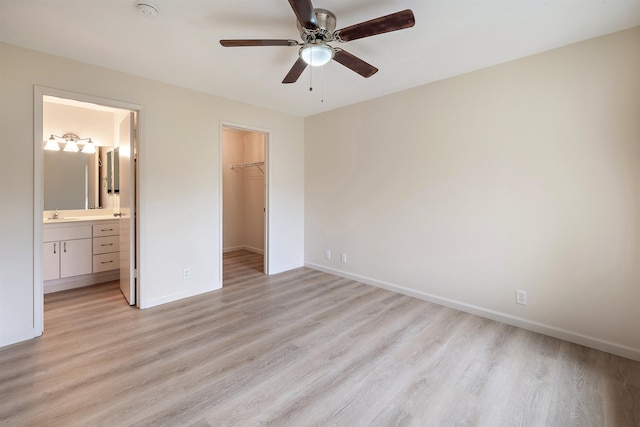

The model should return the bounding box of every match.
[1,250,639,426]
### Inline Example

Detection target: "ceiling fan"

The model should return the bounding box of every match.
[220,0,415,84]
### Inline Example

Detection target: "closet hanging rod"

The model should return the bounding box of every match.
[230,161,265,173]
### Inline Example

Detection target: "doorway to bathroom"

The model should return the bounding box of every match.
[33,87,142,335]
[221,125,268,282]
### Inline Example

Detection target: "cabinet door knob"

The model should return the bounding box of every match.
[64,242,67,252]
[53,243,57,254]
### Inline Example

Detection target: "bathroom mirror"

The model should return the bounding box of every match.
[43,146,120,211]
[44,150,98,210]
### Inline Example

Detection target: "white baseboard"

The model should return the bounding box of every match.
[142,282,221,309]
[244,245,264,255]
[0,327,39,348]
[305,262,640,362]
[44,270,120,294]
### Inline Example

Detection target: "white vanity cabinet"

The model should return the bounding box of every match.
[43,224,93,281]
[43,218,121,292]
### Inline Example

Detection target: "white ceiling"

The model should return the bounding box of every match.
[2,1,639,117]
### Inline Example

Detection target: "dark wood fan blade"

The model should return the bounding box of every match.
[288,0,318,30]
[334,9,415,42]
[333,49,378,78]
[282,57,308,83]
[220,39,299,47]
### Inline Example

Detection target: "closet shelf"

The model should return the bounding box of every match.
[230,161,264,174]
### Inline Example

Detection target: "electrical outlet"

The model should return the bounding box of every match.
[516,289,527,305]
[341,253,347,263]
[183,268,191,280]
[325,249,331,260]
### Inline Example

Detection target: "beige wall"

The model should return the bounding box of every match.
[243,132,266,253]
[0,42,304,347]
[222,129,246,251]
[305,27,640,359]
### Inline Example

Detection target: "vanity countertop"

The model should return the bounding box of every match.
[43,215,118,224]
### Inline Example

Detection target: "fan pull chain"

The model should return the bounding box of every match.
[320,65,324,103]
[309,53,313,92]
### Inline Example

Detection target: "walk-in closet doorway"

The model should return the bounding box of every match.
[221,125,268,281]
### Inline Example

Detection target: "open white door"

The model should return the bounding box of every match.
[118,112,136,305]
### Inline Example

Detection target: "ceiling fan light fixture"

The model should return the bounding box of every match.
[220,4,414,84]
[300,44,333,67]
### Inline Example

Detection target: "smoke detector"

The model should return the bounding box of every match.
[136,3,159,16]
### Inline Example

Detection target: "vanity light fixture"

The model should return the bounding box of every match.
[46,133,95,153]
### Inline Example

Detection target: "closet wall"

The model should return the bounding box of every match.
[222,128,265,254]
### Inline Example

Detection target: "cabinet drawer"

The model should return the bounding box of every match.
[93,222,119,237]
[93,236,119,255]
[93,253,120,273]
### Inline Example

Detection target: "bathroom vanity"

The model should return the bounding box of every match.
[43,216,120,293]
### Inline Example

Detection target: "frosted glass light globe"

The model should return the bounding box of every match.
[300,45,333,67]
